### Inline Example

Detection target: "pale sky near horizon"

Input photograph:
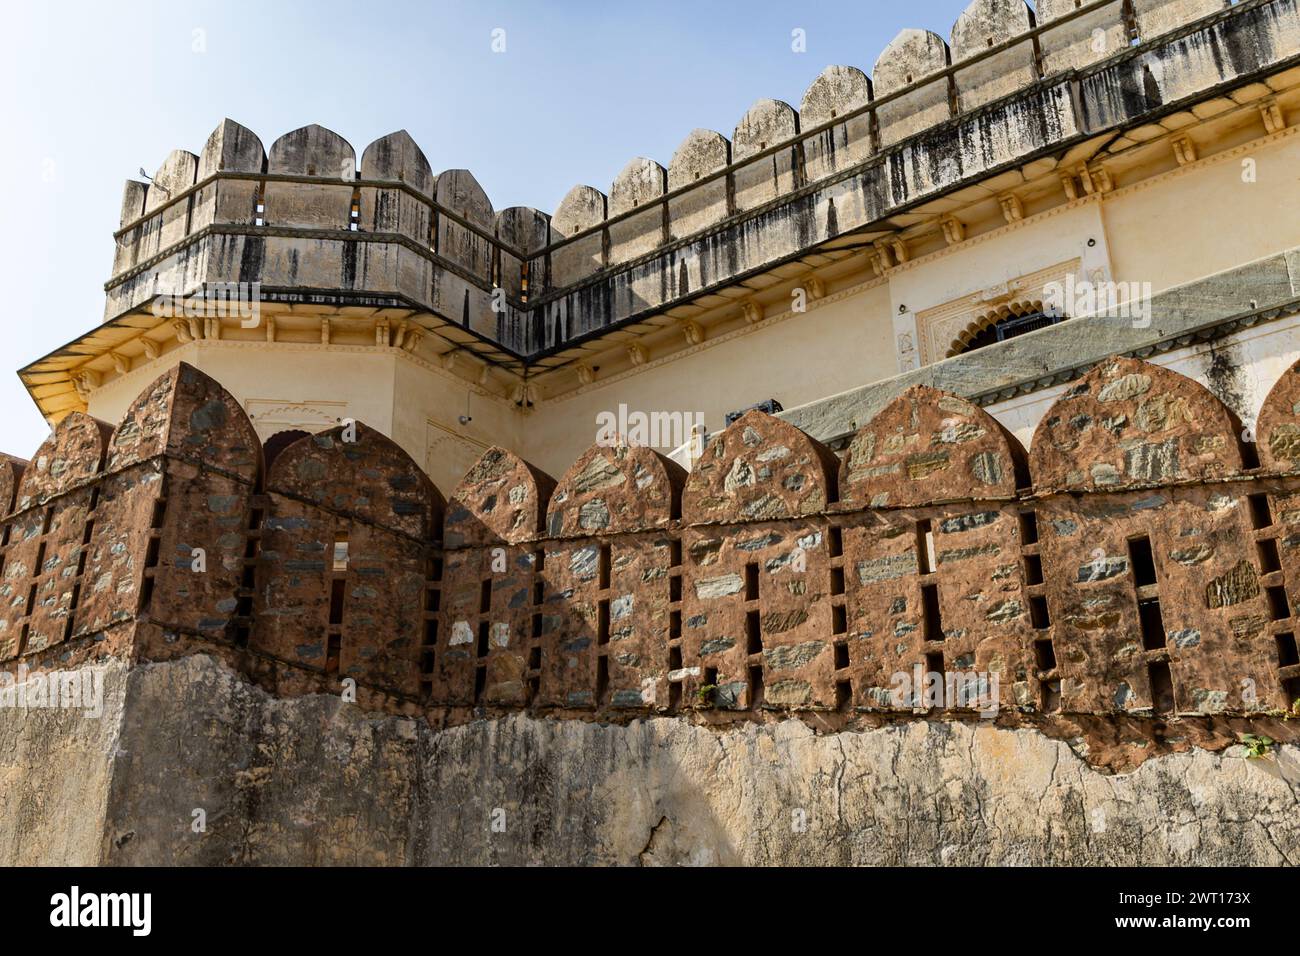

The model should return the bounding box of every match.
[0,0,973,456]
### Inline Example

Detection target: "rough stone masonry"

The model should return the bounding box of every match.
[0,355,1298,864]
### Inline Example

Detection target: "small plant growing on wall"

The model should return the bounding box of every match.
[696,683,717,708]
[1238,733,1275,760]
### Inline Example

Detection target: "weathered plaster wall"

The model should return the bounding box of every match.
[0,659,127,866]
[75,653,1300,866]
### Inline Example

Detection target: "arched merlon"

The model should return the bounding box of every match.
[445,447,556,547]
[0,456,26,519]
[1255,355,1300,474]
[839,385,1026,509]
[608,158,667,264]
[547,443,685,537]
[950,0,1037,111]
[1030,356,1245,494]
[360,129,435,196]
[16,413,112,512]
[683,409,838,523]
[268,123,355,177]
[800,65,873,181]
[732,99,799,213]
[668,129,731,238]
[267,423,443,541]
[108,362,262,483]
[872,29,951,147]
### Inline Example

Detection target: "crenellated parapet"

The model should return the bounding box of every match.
[67,0,1296,426]
[2,354,1298,730]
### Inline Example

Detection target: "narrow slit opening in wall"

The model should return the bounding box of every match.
[474,665,486,703]
[420,649,435,676]
[1040,679,1061,713]
[25,582,37,616]
[596,654,609,704]
[427,588,441,613]
[1128,536,1156,587]
[526,673,539,703]
[532,576,544,605]
[431,556,444,580]
[744,562,759,601]
[1258,537,1282,574]
[703,666,718,698]
[670,574,682,603]
[1019,510,1038,545]
[598,543,611,590]
[150,499,167,529]
[921,583,943,641]
[834,641,849,670]
[80,516,95,548]
[924,651,944,684]
[1137,598,1166,649]
[1034,638,1057,672]
[139,574,155,610]
[832,603,847,635]
[479,578,492,614]
[669,645,682,670]
[745,609,762,654]
[1274,632,1299,667]
[830,566,844,595]
[1248,493,1274,529]
[669,538,682,567]
[528,645,542,669]
[1029,595,1051,630]
[332,533,349,572]
[325,632,341,676]
[916,520,934,575]
[835,679,852,712]
[424,618,438,647]
[533,549,545,573]
[669,609,681,639]
[477,620,490,657]
[669,678,682,711]
[1241,438,1260,470]
[1024,553,1043,586]
[33,540,47,576]
[748,664,764,709]
[328,578,346,626]
[828,526,843,558]
[597,599,610,645]
[1267,585,1291,622]
[1284,677,1300,710]
[1148,660,1175,716]
[62,587,81,640]
[531,613,542,639]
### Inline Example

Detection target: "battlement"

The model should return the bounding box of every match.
[83,0,1297,408]
[4,354,1300,737]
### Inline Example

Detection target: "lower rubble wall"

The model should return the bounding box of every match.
[7,654,1297,866]
[0,659,127,866]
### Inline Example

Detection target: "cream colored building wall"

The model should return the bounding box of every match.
[886,201,1112,371]
[388,355,521,494]
[517,282,896,475]
[1106,131,1300,294]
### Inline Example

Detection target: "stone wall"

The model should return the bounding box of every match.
[4,357,1300,748]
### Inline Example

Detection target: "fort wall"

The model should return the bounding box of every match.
[92,0,1298,369]
[6,357,1300,750]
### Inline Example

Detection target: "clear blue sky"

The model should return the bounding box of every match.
[0,0,972,456]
